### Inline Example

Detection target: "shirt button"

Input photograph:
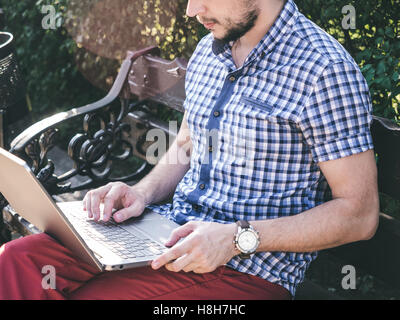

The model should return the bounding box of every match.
[199,183,205,190]
[229,75,236,82]
[193,204,199,211]
[208,146,213,152]
[213,110,220,117]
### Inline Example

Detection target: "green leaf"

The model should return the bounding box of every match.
[376,60,387,75]
[364,68,376,83]
[361,64,373,72]
[356,50,372,62]
[381,78,392,90]
[375,36,384,45]
[385,27,395,39]
[377,28,385,36]
[382,41,390,52]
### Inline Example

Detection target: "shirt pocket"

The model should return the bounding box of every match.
[240,96,298,125]
[241,96,274,114]
[227,96,301,163]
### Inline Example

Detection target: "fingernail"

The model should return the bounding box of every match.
[164,239,173,247]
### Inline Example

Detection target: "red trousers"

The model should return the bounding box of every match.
[0,233,291,300]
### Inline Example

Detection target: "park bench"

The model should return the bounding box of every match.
[1,46,400,300]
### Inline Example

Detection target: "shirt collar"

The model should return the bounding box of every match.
[211,0,299,62]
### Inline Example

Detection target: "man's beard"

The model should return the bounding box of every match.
[218,8,260,43]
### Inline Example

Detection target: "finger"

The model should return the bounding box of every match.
[112,199,143,223]
[164,221,197,247]
[82,194,87,211]
[90,192,101,221]
[90,185,112,221]
[151,238,193,270]
[192,266,209,274]
[84,192,93,219]
[102,186,124,221]
[165,253,194,273]
[182,262,200,273]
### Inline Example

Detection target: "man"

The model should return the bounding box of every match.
[0,0,379,300]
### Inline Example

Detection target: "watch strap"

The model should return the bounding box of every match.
[236,220,250,229]
[239,253,251,259]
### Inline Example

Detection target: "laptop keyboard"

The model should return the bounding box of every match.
[65,208,169,259]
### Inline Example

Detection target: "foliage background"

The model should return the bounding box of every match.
[2,0,399,122]
[296,0,400,122]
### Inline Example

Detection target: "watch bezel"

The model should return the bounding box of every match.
[234,222,260,257]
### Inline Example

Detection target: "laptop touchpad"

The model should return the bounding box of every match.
[121,210,179,246]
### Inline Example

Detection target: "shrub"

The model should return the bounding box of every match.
[2,0,104,120]
[1,0,399,122]
[296,0,400,122]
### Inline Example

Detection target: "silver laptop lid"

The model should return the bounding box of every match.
[0,147,103,271]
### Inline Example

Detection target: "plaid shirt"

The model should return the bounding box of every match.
[148,0,374,296]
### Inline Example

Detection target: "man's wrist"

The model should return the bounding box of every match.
[225,223,240,258]
[130,185,152,207]
[228,223,241,257]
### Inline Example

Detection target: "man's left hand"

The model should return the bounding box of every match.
[151,221,239,273]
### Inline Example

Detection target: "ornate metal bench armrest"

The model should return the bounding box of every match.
[11,46,160,154]
[6,47,160,197]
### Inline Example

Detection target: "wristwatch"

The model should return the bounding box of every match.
[233,220,260,259]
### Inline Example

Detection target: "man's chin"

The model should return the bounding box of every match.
[210,31,224,41]
[211,32,234,44]
[212,28,247,44]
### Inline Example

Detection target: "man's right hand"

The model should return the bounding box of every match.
[82,182,147,223]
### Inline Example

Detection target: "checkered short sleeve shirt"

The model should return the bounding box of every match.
[148,0,374,296]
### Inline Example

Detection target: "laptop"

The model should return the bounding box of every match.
[0,147,180,272]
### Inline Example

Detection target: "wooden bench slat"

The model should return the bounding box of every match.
[128,54,186,113]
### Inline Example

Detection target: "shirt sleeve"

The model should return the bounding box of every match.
[298,60,375,163]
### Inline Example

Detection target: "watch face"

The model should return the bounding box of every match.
[238,230,258,252]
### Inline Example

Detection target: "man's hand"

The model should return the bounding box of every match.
[151,221,239,273]
[82,182,147,223]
